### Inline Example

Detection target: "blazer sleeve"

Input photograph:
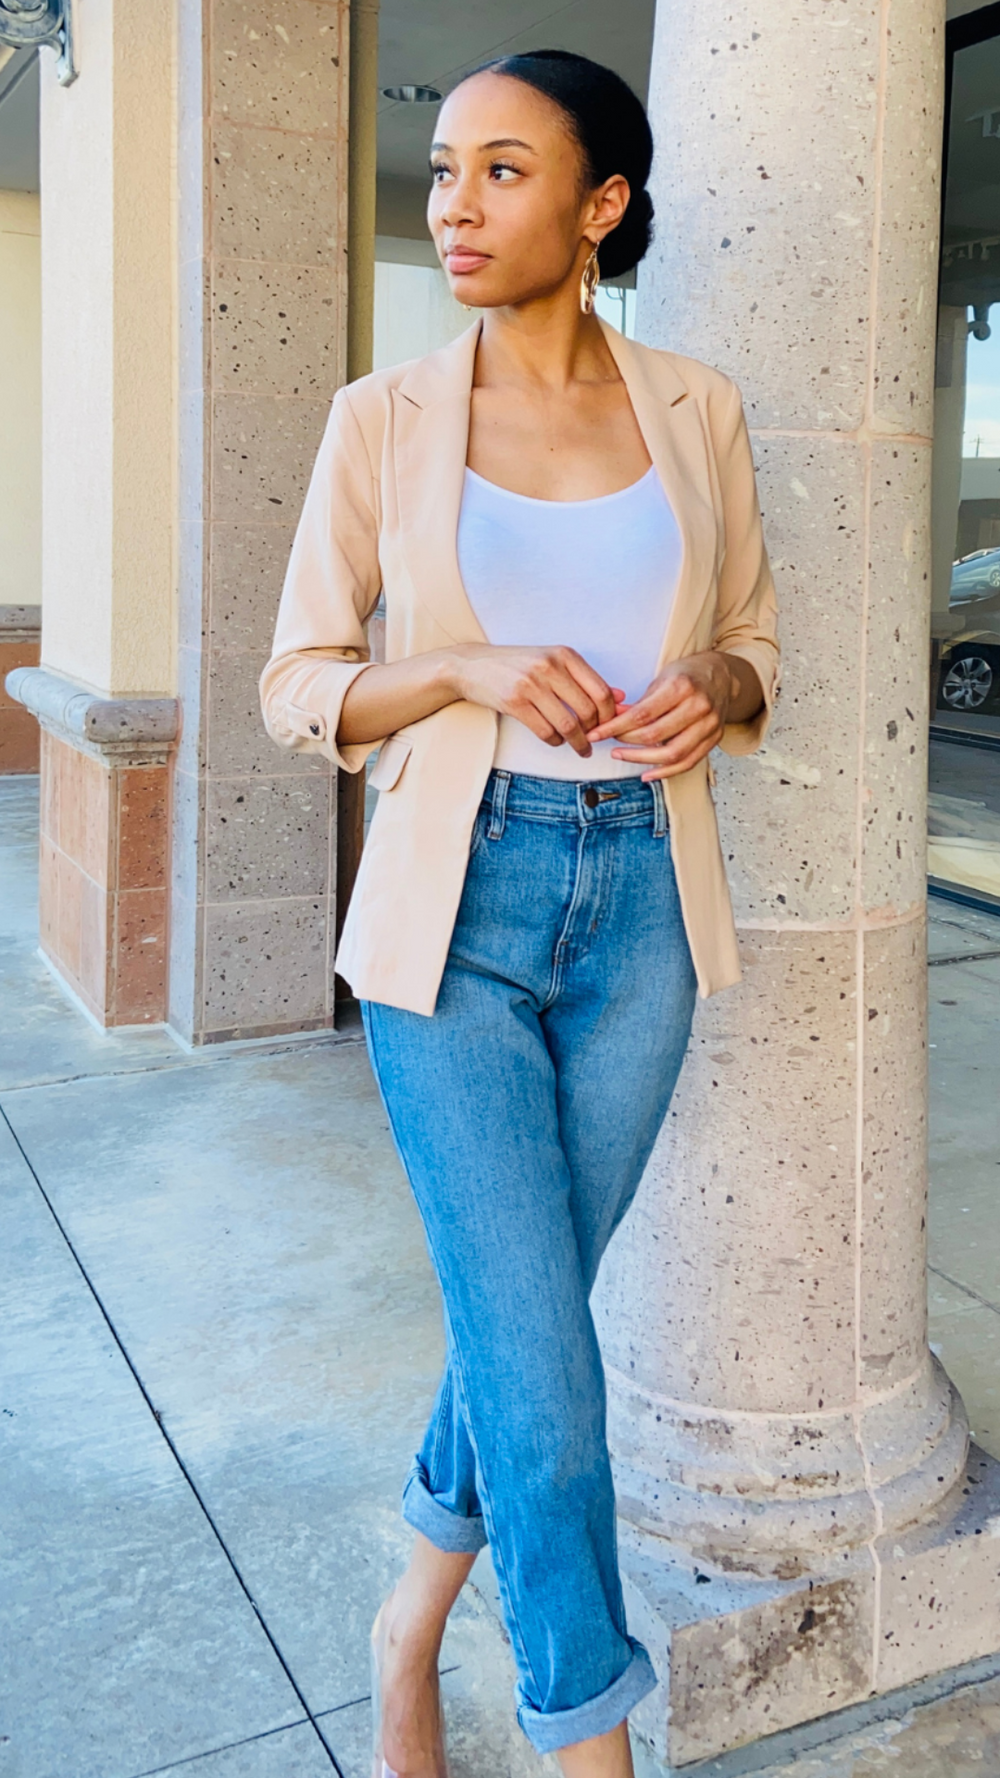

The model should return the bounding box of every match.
[259,386,384,775]
[709,378,781,756]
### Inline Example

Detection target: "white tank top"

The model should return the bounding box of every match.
[456,465,682,780]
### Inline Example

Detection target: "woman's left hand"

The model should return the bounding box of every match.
[585,650,744,781]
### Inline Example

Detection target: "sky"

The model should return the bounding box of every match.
[963,312,1000,456]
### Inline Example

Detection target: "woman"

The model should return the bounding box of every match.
[260,48,778,1778]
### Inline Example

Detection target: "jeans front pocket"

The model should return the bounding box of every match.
[466,802,493,864]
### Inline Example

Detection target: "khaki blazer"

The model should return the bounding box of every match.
[259,318,780,1017]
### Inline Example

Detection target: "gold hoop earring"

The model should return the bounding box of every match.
[580,244,600,315]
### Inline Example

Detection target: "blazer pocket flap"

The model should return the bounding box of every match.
[369,736,412,792]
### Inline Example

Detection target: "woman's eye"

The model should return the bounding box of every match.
[489,161,520,182]
[430,163,453,184]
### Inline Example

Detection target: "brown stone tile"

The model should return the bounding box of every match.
[210,392,330,525]
[211,259,345,398]
[201,893,329,1036]
[116,766,170,891]
[53,845,86,988]
[209,523,295,653]
[210,0,348,135]
[206,648,327,777]
[205,772,332,901]
[111,888,168,1025]
[58,743,112,887]
[78,872,110,1019]
[210,121,348,266]
[39,730,58,841]
[0,635,40,692]
[38,832,59,957]
[0,706,40,774]
[0,637,42,770]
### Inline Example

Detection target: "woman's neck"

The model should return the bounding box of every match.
[474,294,620,395]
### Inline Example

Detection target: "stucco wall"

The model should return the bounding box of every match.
[0,189,40,607]
[39,0,175,698]
[372,254,471,372]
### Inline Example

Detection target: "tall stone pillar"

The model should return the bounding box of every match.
[171,0,349,1043]
[594,2,1000,1764]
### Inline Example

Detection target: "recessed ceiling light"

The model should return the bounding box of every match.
[382,84,441,103]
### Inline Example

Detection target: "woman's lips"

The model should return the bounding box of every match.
[445,248,491,274]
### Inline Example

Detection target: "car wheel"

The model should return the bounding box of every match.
[939,649,996,711]
[989,565,1000,588]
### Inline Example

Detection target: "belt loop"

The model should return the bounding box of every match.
[488,769,511,840]
[651,777,669,838]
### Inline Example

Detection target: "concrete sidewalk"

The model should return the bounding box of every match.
[2,774,999,1778]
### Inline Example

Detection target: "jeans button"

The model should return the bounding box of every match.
[583,786,599,809]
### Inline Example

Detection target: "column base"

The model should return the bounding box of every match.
[609,1357,970,1582]
[623,1444,1000,1768]
[5,667,178,1027]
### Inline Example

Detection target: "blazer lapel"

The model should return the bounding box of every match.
[392,320,488,645]
[598,321,719,670]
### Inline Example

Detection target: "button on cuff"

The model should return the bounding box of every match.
[284,703,327,742]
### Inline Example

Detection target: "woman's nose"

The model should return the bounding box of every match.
[438,178,479,229]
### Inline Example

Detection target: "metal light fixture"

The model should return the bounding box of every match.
[382,84,441,103]
[0,0,76,85]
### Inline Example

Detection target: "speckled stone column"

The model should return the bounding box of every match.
[595,1,1000,1762]
[171,0,349,1043]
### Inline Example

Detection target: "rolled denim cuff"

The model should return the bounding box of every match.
[401,1460,488,1555]
[516,1639,657,1755]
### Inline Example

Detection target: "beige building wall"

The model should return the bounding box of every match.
[38,0,176,699]
[372,249,636,373]
[0,189,42,772]
[0,189,41,608]
[373,252,471,371]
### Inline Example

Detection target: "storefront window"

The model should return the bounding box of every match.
[930,11,1000,909]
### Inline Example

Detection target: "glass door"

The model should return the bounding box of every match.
[930,4,1000,909]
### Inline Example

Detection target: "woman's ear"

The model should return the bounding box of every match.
[589,174,630,242]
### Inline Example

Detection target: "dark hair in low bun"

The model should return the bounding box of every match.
[464,48,654,281]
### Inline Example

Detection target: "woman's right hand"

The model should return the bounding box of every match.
[448,643,621,758]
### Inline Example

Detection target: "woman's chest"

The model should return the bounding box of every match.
[465,381,651,501]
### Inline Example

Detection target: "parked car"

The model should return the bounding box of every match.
[937,547,1000,712]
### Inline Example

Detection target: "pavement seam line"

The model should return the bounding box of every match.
[0,1031,366,1096]
[126,1715,312,1778]
[929,1263,1000,1319]
[927,948,1000,967]
[0,1102,346,1778]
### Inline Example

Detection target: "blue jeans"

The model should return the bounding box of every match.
[361,768,697,1754]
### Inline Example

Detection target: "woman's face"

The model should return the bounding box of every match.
[427,72,628,310]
